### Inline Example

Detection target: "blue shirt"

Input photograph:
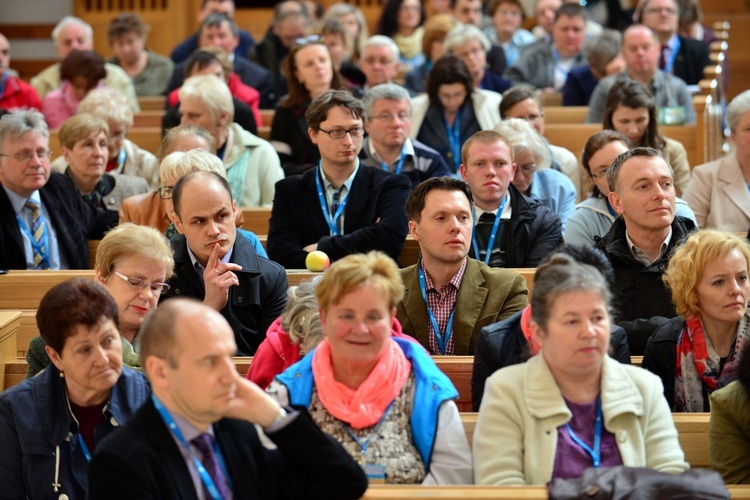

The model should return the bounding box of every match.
[2,185,63,269]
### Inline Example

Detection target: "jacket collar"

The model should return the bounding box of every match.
[716,154,750,220]
[600,215,695,268]
[172,231,262,275]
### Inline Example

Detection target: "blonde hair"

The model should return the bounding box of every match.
[77,88,134,128]
[281,277,324,355]
[316,251,404,312]
[159,149,226,186]
[158,124,216,162]
[665,230,750,317]
[58,113,109,149]
[178,74,234,125]
[96,223,174,280]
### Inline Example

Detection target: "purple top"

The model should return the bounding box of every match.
[551,397,623,481]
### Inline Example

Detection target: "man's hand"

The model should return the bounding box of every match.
[303,243,318,253]
[203,243,242,311]
[224,374,282,428]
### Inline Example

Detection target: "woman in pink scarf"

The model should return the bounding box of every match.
[269,251,472,485]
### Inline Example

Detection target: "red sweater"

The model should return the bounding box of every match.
[0,75,42,112]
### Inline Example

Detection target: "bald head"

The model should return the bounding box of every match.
[621,24,660,79]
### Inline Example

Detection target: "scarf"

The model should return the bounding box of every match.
[520,305,542,356]
[393,27,424,60]
[674,310,750,412]
[311,337,411,429]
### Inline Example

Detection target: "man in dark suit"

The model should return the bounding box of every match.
[161,170,287,355]
[0,110,115,270]
[88,299,368,500]
[268,90,410,269]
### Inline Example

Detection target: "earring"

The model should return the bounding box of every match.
[59,371,64,378]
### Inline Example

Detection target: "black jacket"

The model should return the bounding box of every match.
[247,32,289,109]
[641,316,685,410]
[161,232,287,356]
[673,35,711,86]
[471,309,631,411]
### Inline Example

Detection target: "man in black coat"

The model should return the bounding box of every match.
[88,299,368,500]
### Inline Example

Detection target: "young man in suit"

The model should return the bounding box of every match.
[88,299,368,499]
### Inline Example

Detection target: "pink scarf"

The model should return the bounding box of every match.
[311,338,411,429]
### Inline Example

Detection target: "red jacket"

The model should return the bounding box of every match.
[0,75,41,112]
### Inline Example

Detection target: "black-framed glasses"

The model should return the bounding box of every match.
[293,35,324,50]
[317,127,365,140]
[113,271,171,294]
[158,186,174,200]
[0,149,52,162]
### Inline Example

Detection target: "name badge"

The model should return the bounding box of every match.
[658,106,686,125]
[363,463,386,484]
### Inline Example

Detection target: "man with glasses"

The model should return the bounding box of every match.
[268,89,410,269]
[0,110,116,269]
[359,84,450,189]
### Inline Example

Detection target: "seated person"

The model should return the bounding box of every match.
[0,278,150,499]
[404,14,458,95]
[494,118,577,232]
[0,110,117,269]
[161,170,287,356]
[31,16,139,112]
[106,13,173,97]
[471,245,631,411]
[58,114,148,212]
[317,18,365,88]
[450,0,509,74]
[483,0,536,67]
[396,177,528,355]
[322,2,369,64]
[377,0,426,71]
[473,251,688,485]
[444,24,512,95]
[643,230,750,411]
[41,50,106,129]
[178,74,282,206]
[269,251,473,484]
[268,90,410,269]
[359,35,405,90]
[683,90,750,231]
[52,88,159,188]
[461,130,563,268]
[563,29,625,106]
[359,83,450,189]
[0,33,42,112]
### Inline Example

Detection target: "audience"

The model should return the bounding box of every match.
[317,18,363,87]
[268,90,410,268]
[643,230,750,411]
[445,24,512,95]
[377,0,427,70]
[397,177,529,355]
[563,29,625,106]
[0,278,150,499]
[359,35,403,90]
[322,3,369,64]
[269,251,474,484]
[0,33,41,112]
[531,0,562,40]
[484,0,536,67]
[451,0,509,74]
[473,252,688,484]
[404,14,459,94]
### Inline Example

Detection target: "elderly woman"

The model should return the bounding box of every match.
[106,13,173,97]
[563,30,625,106]
[0,278,150,499]
[377,0,426,70]
[51,88,159,188]
[565,130,696,247]
[684,90,750,231]
[42,50,107,129]
[404,14,458,94]
[58,113,148,211]
[444,24,512,95]
[643,230,750,412]
[410,54,502,173]
[484,0,535,67]
[494,118,577,231]
[474,252,688,484]
[269,252,473,484]
[602,78,691,196]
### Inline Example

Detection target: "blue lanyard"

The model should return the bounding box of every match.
[113,148,126,174]
[16,213,51,269]
[417,266,456,355]
[444,114,461,171]
[315,163,351,236]
[152,395,232,500]
[565,396,603,468]
[605,199,617,217]
[381,146,407,174]
[77,434,93,463]
[343,401,394,464]
[663,37,681,74]
[471,196,508,266]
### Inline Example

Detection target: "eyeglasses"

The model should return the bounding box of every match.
[369,113,411,122]
[293,35,324,50]
[158,186,174,200]
[113,271,171,294]
[590,169,609,179]
[518,162,537,173]
[0,149,52,162]
[644,6,676,15]
[316,127,365,139]
[516,113,544,123]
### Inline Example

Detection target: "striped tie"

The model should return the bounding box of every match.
[24,199,47,269]
[331,188,341,233]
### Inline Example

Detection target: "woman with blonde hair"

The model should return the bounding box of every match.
[323,3,369,63]
[643,230,750,411]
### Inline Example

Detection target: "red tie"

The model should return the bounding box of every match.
[659,45,668,70]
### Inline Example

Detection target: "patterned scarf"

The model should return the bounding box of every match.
[312,338,411,429]
[674,310,750,412]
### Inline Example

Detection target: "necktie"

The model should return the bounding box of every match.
[191,433,230,500]
[24,199,47,269]
[476,212,496,258]
[330,188,341,233]
[659,45,668,70]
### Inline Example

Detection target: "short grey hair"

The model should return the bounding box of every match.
[0,110,49,155]
[159,148,227,186]
[606,146,673,193]
[493,118,552,170]
[52,16,93,43]
[362,35,400,61]
[179,74,234,126]
[727,89,750,134]
[585,29,621,76]
[444,23,491,54]
[201,13,239,37]
[78,88,134,128]
[362,83,412,118]
[280,277,324,355]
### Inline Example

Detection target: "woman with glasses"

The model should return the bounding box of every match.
[270,35,348,176]
[0,278,151,500]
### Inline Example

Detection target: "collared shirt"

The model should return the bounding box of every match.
[367,138,416,174]
[188,242,235,283]
[474,193,513,221]
[662,34,679,73]
[320,160,360,235]
[625,227,673,266]
[2,185,63,269]
[421,258,467,355]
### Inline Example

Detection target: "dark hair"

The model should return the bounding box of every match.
[377,0,426,38]
[273,0,310,24]
[555,2,586,22]
[305,89,364,130]
[603,78,665,150]
[107,13,149,44]
[201,0,235,8]
[59,50,106,88]
[200,13,238,37]
[581,129,631,198]
[426,54,474,108]
[555,244,615,287]
[36,278,119,354]
[606,146,671,193]
[500,86,542,118]
[405,177,474,222]
[487,0,525,17]
[280,38,347,108]
[173,170,233,218]
[183,48,229,80]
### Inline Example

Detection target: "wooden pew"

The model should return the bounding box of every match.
[543,106,588,124]
[137,96,166,111]
[258,126,271,141]
[132,110,166,128]
[0,312,20,390]
[240,207,272,235]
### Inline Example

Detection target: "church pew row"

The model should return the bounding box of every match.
[137,96,166,111]
[0,312,20,391]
